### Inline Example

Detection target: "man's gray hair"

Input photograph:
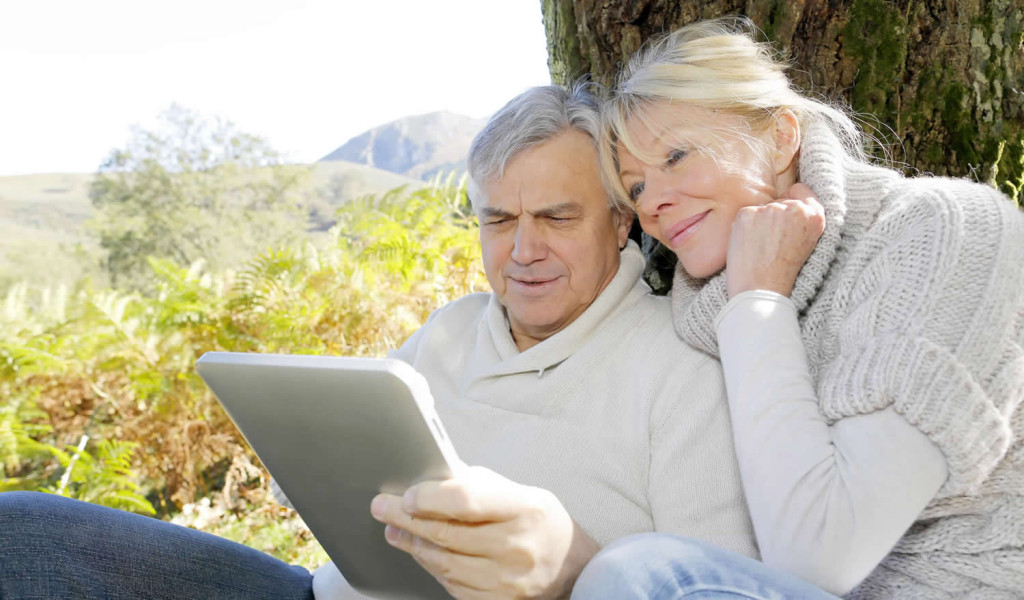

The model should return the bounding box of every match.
[467,83,628,214]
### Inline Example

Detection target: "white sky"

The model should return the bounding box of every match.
[0,1,552,176]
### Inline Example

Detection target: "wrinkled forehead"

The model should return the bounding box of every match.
[479,131,609,213]
[478,174,597,218]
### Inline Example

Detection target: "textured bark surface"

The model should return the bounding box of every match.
[540,0,1024,200]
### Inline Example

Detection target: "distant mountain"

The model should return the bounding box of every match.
[319,111,485,181]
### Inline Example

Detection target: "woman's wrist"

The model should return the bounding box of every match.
[714,289,796,333]
[726,276,795,299]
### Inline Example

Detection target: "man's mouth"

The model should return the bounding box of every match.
[509,276,560,292]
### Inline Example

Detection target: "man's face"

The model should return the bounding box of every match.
[478,129,631,349]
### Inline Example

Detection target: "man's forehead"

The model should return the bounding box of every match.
[479,197,583,218]
[479,177,584,209]
[476,129,606,213]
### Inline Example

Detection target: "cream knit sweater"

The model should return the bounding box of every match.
[671,124,1024,598]
[390,242,757,557]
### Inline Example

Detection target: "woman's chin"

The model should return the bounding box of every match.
[677,256,724,281]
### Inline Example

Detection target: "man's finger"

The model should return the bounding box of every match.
[384,526,499,592]
[404,466,536,522]
[371,493,512,556]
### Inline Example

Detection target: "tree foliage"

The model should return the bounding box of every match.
[89,105,312,289]
[1,177,486,565]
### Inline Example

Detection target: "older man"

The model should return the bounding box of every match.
[0,85,754,600]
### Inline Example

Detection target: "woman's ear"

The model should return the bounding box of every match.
[771,110,801,176]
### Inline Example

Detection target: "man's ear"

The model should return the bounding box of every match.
[771,110,801,176]
[614,210,633,250]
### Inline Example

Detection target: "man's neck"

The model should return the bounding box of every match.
[511,332,545,352]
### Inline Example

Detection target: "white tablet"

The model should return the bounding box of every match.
[196,352,461,600]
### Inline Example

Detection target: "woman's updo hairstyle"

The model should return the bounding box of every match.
[600,17,867,207]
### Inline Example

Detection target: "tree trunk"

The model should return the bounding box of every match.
[541,0,1024,201]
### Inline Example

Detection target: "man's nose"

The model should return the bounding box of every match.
[510,220,547,265]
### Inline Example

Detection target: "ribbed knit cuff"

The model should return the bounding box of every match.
[713,289,795,332]
[817,335,1012,496]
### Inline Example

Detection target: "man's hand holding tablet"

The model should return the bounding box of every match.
[370,465,600,599]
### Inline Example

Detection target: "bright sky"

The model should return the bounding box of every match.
[0,1,552,177]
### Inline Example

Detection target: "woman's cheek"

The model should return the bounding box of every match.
[637,213,667,246]
[676,161,720,198]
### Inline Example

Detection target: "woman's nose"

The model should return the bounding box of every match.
[635,170,676,217]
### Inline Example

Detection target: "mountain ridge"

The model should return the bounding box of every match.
[319,111,484,181]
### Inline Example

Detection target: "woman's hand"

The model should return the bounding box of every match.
[725,183,824,298]
[370,466,600,600]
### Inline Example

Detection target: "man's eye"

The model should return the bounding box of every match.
[486,218,511,226]
[666,149,687,166]
[628,182,645,201]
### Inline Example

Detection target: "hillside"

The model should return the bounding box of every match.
[0,162,419,228]
[0,173,99,290]
[0,172,95,233]
[310,160,421,203]
[0,162,421,290]
[319,111,484,181]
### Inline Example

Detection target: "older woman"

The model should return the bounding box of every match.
[573,18,1024,600]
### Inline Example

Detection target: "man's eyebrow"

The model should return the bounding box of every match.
[530,202,582,218]
[480,207,516,219]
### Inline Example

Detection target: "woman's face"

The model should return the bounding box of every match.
[617,103,785,279]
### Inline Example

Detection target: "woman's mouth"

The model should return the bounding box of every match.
[665,211,710,248]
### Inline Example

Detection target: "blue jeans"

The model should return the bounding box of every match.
[572,533,841,599]
[0,491,313,599]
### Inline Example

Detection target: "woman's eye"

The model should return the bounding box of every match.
[628,182,645,201]
[666,149,687,166]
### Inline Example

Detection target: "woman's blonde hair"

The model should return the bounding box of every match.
[600,17,867,207]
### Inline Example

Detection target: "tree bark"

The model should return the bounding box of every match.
[541,0,1024,201]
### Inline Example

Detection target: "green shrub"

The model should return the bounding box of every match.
[0,177,485,566]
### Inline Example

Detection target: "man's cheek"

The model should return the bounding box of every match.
[480,247,508,293]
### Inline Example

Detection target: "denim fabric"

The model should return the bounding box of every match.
[0,491,313,599]
[572,533,840,599]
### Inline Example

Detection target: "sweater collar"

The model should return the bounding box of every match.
[671,121,897,357]
[479,240,647,377]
